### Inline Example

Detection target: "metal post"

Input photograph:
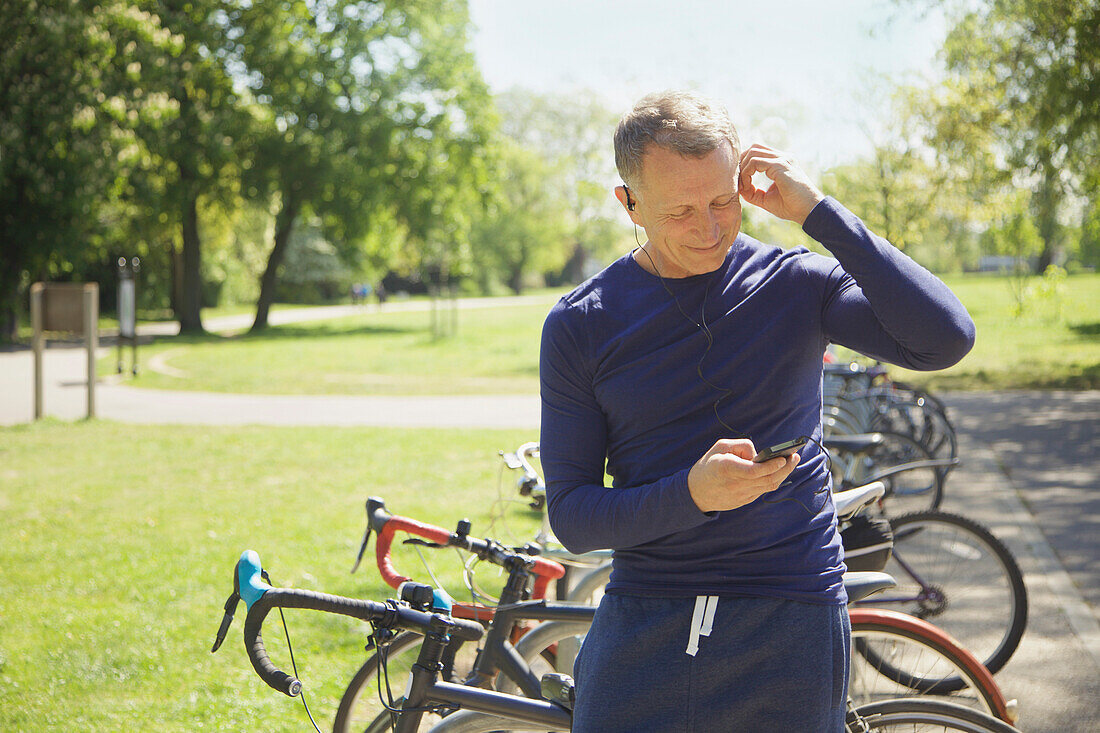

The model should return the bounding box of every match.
[31,283,44,420]
[84,284,98,419]
[131,258,140,374]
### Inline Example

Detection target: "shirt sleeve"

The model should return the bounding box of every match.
[803,197,975,370]
[539,300,714,554]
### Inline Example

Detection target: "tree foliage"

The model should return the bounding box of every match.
[924,0,1100,271]
[0,0,180,339]
[486,89,629,289]
[469,140,571,293]
[0,0,496,339]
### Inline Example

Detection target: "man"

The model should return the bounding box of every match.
[539,91,975,731]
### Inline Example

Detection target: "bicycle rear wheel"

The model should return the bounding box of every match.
[865,431,944,515]
[876,511,1027,683]
[852,698,1019,732]
[849,609,1012,722]
[496,620,593,694]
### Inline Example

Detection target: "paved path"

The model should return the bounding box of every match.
[2,303,1098,730]
[0,298,549,427]
[938,392,1099,732]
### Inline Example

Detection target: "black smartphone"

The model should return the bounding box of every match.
[752,436,809,463]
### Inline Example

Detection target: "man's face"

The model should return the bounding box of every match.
[629,141,742,278]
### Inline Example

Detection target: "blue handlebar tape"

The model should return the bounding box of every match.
[238,550,272,611]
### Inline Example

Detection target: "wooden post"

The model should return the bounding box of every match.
[30,281,99,420]
[84,284,98,418]
[31,283,44,419]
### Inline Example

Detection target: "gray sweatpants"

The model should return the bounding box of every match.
[571,594,850,732]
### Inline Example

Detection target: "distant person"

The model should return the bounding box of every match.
[375,282,387,306]
[539,90,975,731]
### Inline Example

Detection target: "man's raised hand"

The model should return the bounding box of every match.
[738,143,825,225]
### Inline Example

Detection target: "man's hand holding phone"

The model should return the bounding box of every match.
[688,438,801,513]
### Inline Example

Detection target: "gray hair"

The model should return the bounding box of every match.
[614,90,741,189]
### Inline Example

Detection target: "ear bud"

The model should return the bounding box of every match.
[624,186,636,211]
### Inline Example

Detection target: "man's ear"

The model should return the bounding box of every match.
[614,185,642,225]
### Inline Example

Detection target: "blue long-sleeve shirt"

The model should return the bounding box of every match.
[539,197,975,604]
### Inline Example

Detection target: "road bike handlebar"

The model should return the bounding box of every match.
[358,497,565,599]
[233,550,484,698]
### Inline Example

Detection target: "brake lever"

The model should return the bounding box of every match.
[351,510,373,574]
[403,538,445,549]
[211,562,243,653]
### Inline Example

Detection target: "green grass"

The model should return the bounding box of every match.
[102,296,562,395]
[869,273,1100,390]
[0,420,543,732]
[100,275,1100,394]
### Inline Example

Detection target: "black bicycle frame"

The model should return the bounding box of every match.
[393,618,573,732]
[472,600,596,698]
[852,548,931,607]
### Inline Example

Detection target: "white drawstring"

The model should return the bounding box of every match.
[686,595,719,656]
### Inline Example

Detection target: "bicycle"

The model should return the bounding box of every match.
[873,510,1028,684]
[502,439,1027,682]
[221,551,1019,732]
[335,492,1015,725]
[334,498,596,732]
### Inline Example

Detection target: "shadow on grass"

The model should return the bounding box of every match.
[152,320,418,347]
[908,362,1100,391]
[1069,321,1100,339]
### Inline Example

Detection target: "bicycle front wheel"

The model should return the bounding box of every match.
[332,630,470,733]
[423,709,564,733]
[851,698,1019,732]
[880,510,1028,681]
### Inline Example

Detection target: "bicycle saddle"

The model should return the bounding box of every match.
[843,571,896,604]
[823,433,885,455]
[833,482,886,521]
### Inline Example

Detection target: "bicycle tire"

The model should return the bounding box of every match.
[871,399,958,461]
[422,697,1021,733]
[332,630,438,733]
[334,626,565,733]
[495,620,594,694]
[853,698,1019,732]
[865,431,944,514]
[828,429,944,515]
[874,511,1027,684]
[564,562,612,605]
[848,609,1012,722]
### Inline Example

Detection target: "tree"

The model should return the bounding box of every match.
[226,0,495,331]
[493,89,627,283]
[469,141,571,293]
[0,0,177,341]
[927,0,1100,272]
[123,0,247,333]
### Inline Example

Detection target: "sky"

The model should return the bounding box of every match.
[467,0,948,173]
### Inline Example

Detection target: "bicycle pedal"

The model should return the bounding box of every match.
[540,673,575,712]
